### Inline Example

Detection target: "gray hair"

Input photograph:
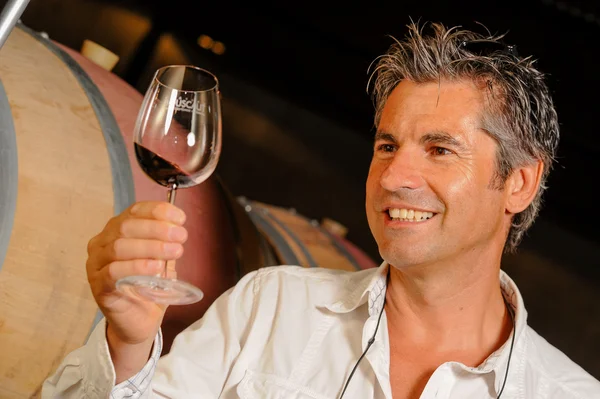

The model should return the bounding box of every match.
[369,21,560,253]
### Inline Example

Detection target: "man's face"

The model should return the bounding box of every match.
[366,79,512,269]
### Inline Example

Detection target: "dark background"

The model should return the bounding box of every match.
[12,0,600,380]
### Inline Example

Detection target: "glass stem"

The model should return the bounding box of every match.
[168,182,178,205]
[161,182,178,279]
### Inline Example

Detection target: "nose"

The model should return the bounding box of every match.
[379,147,425,192]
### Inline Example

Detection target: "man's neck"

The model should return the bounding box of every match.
[384,251,511,357]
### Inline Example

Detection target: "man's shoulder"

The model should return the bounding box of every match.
[235,265,380,306]
[256,264,375,279]
[251,264,378,289]
[522,325,600,397]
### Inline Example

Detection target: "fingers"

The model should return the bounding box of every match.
[90,202,188,249]
[93,238,184,271]
[96,259,178,295]
[86,201,189,285]
[120,218,188,242]
[101,259,164,289]
[129,201,186,225]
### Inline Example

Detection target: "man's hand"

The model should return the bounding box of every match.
[85,201,188,381]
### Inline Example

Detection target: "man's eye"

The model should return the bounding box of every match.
[376,144,396,153]
[431,147,453,156]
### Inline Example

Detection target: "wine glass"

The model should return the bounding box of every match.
[116,65,222,305]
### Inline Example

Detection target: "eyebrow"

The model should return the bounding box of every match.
[420,131,466,150]
[373,131,397,144]
[374,130,466,150]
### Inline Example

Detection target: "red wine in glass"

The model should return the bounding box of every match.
[134,143,192,187]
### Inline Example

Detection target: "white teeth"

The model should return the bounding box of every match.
[388,208,434,222]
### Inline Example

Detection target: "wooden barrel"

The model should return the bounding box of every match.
[0,25,135,397]
[238,198,378,272]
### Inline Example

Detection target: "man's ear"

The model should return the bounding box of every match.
[505,160,544,215]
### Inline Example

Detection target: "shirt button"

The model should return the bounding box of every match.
[122,387,133,396]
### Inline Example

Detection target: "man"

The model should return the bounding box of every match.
[44,22,600,398]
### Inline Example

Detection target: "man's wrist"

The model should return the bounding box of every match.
[106,324,156,384]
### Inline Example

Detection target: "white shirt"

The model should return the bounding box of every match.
[43,264,600,398]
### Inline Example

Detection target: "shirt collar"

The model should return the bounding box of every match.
[320,263,528,395]
[320,263,389,317]
[469,269,528,395]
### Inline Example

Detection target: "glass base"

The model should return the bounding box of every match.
[116,275,204,305]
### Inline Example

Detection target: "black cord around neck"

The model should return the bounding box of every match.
[339,272,389,399]
[496,303,516,399]
[338,273,517,399]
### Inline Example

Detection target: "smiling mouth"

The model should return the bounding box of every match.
[386,208,436,222]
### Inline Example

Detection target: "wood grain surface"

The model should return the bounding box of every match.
[0,27,114,398]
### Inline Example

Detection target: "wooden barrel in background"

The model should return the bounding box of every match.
[239,198,377,273]
[0,25,134,398]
